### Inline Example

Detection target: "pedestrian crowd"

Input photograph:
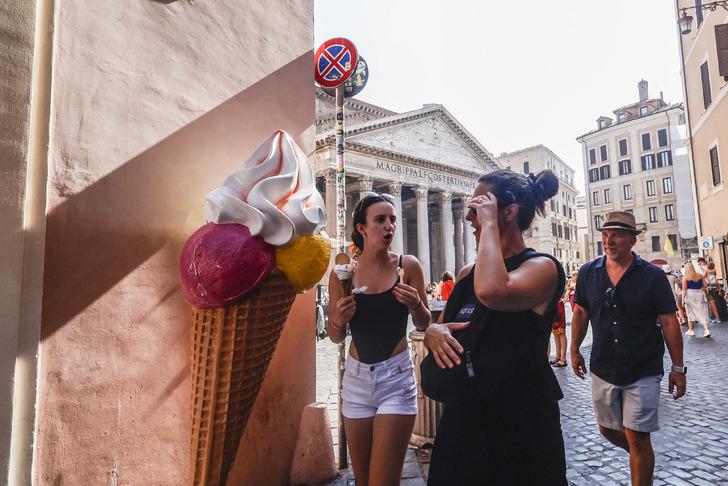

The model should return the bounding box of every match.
[326,167,725,485]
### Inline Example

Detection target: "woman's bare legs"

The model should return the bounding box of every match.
[709,299,720,321]
[344,414,415,485]
[553,334,562,364]
[558,333,567,364]
[368,414,416,486]
[344,417,374,485]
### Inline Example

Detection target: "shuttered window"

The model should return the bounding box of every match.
[618,138,628,156]
[701,61,712,109]
[665,205,675,221]
[658,129,668,147]
[641,133,652,151]
[658,150,673,167]
[649,207,658,223]
[589,168,600,183]
[716,24,728,77]
[623,184,632,200]
[599,165,611,180]
[619,159,632,175]
[646,180,656,197]
[641,154,656,171]
[710,146,722,186]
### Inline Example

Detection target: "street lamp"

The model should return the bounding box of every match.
[678,1,728,35]
[678,10,694,35]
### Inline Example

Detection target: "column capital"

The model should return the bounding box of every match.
[439,191,452,204]
[386,182,403,197]
[414,186,429,200]
[323,168,337,184]
[358,177,373,193]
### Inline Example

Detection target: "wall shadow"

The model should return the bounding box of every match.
[40,51,315,340]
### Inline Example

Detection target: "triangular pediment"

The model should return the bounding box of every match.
[342,107,498,173]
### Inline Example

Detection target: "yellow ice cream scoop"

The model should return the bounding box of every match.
[275,234,331,292]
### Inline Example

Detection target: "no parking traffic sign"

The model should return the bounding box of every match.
[322,56,369,98]
[315,38,358,88]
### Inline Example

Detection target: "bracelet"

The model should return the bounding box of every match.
[410,299,422,311]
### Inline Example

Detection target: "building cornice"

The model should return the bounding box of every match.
[576,103,684,141]
[315,138,487,180]
[315,87,396,125]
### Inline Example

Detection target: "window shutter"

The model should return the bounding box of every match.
[716,24,728,78]
[701,61,712,109]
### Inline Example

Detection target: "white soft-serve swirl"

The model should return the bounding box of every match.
[204,130,327,246]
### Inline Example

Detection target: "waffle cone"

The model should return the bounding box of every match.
[189,269,296,486]
[340,278,353,297]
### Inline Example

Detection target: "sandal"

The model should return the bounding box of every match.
[549,358,560,365]
[552,360,567,368]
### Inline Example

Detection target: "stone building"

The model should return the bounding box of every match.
[576,195,591,264]
[675,0,728,277]
[315,88,500,282]
[496,145,582,274]
[576,80,697,269]
[0,2,323,484]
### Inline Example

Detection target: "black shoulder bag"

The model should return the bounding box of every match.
[420,249,561,402]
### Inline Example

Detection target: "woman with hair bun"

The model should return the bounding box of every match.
[328,192,431,485]
[425,169,568,485]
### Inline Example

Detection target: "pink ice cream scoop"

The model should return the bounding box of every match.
[180,222,274,308]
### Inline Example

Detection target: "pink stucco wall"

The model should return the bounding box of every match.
[34,1,315,484]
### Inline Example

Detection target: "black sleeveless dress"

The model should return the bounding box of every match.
[428,250,568,486]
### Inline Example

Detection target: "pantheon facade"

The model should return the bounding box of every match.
[314,88,500,283]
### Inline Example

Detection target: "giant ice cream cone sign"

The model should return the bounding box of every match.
[179,131,330,485]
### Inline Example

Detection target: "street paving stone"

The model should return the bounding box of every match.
[559,320,728,485]
[318,320,728,484]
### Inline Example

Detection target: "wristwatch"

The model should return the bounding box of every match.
[671,365,687,374]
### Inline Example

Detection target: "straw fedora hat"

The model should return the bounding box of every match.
[598,211,642,234]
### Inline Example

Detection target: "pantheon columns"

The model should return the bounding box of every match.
[414,187,431,283]
[439,192,455,277]
[463,198,476,265]
[454,209,464,272]
[386,182,404,254]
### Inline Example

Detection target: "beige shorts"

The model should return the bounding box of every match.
[591,372,662,433]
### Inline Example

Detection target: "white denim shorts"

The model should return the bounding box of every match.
[342,348,418,419]
[591,372,662,433]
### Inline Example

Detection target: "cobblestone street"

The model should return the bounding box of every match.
[318,321,728,485]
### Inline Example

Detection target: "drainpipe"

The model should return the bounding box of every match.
[9,0,54,483]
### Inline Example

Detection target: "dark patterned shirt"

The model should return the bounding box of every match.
[574,253,677,386]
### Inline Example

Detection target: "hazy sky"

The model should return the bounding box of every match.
[314,0,685,194]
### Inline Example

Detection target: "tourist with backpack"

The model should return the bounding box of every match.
[423,169,567,485]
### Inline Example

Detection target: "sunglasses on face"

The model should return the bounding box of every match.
[355,191,396,219]
[362,191,395,203]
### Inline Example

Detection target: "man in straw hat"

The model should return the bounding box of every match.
[570,211,686,486]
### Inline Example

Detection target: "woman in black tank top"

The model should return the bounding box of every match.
[327,192,431,485]
[425,169,568,485]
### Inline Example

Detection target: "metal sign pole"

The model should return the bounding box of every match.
[335,84,348,470]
